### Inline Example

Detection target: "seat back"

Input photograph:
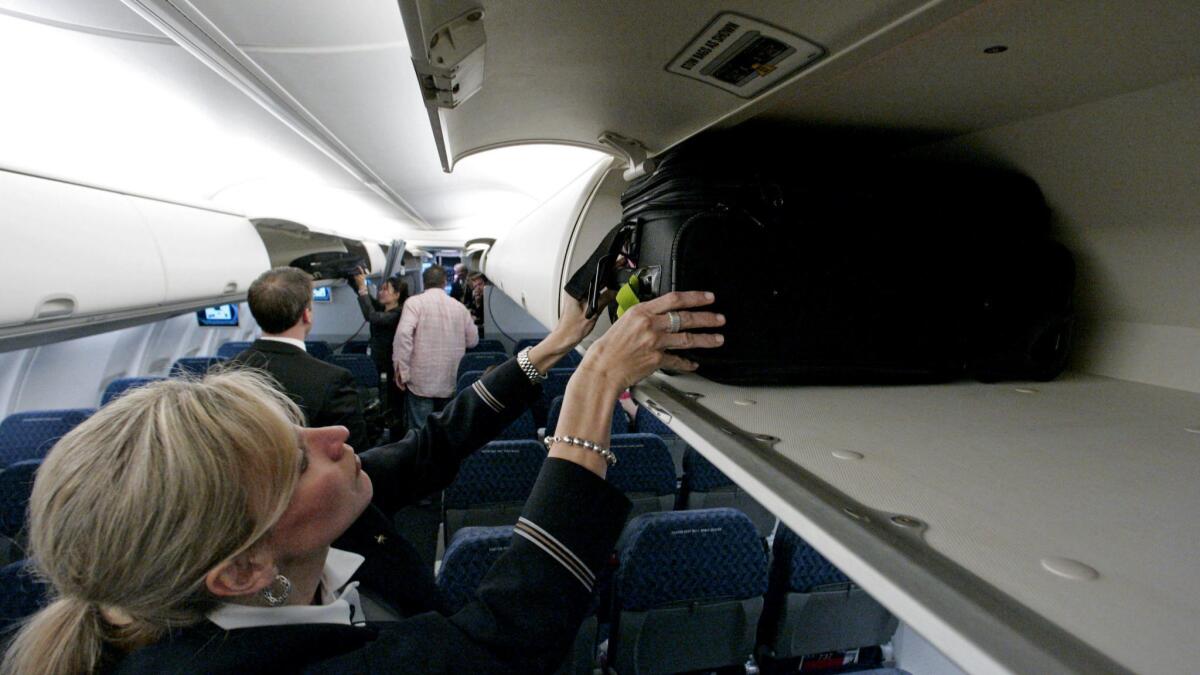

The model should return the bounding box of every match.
[341,340,371,355]
[0,460,40,565]
[168,356,226,378]
[443,441,544,541]
[329,354,380,389]
[467,339,506,354]
[633,403,688,476]
[304,340,334,361]
[612,508,768,675]
[439,526,597,674]
[512,337,545,354]
[606,434,676,521]
[0,560,49,634]
[545,396,629,439]
[100,376,165,406]
[681,448,777,537]
[216,340,254,359]
[758,526,897,663]
[495,410,537,441]
[0,409,94,468]
[457,351,509,380]
[456,369,485,394]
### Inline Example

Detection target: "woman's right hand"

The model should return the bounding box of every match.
[578,291,725,395]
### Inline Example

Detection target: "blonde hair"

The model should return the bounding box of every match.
[1,370,303,675]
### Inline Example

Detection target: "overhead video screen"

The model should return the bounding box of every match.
[196,304,238,327]
[313,286,332,303]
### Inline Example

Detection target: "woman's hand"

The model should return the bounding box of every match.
[526,290,613,374]
[352,268,367,294]
[578,291,725,395]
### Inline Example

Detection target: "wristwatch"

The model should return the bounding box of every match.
[517,346,547,384]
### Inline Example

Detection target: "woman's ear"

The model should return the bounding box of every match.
[205,548,276,599]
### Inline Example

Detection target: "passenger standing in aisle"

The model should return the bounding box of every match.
[392,265,478,431]
[232,267,368,451]
[352,269,409,440]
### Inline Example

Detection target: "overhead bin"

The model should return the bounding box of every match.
[1,169,167,327]
[130,198,269,302]
[482,158,613,326]
[252,219,386,281]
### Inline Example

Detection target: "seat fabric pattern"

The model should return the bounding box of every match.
[0,560,49,632]
[774,526,850,592]
[495,410,537,441]
[304,341,334,361]
[168,357,227,378]
[616,508,767,612]
[329,354,379,389]
[216,341,254,359]
[606,435,676,496]
[0,460,41,538]
[467,339,506,354]
[457,352,509,380]
[681,447,734,491]
[437,526,513,614]
[0,409,94,468]
[444,441,545,508]
[100,377,165,406]
[633,405,679,440]
[456,370,485,394]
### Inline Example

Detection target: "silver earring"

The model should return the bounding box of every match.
[260,574,292,607]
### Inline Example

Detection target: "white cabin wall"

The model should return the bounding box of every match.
[483,286,550,351]
[309,284,367,346]
[0,303,256,417]
[906,75,1200,392]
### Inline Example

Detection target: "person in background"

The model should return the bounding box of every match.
[393,265,478,432]
[352,269,409,440]
[231,267,368,451]
[448,263,466,304]
[463,272,486,338]
[1,288,726,674]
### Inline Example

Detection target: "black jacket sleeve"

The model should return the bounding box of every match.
[356,293,400,327]
[359,358,539,515]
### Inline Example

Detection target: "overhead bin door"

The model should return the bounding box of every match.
[130,198,269,303]
[0,170,166,326]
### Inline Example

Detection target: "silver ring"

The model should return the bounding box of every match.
[665,311,682,334]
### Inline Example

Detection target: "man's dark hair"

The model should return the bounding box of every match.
[247,267,314,334]
[385,277,410,306]
[423,265,446,290]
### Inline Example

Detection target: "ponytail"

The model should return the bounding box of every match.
[1,596,105,675]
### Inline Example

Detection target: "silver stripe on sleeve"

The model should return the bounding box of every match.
[514,527,593,592]
[516,517,594,585]
[471,380,504,413]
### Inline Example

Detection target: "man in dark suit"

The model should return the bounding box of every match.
[232,266,369,451]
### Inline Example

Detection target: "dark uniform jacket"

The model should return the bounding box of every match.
[356,294,403,373]
[111,359,631,674]
[231,339,369,452]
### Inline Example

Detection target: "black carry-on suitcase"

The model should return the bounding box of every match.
[568,130,1075,385]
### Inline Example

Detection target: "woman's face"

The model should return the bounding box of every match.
[269,426,373,561]
[377,283,396,304]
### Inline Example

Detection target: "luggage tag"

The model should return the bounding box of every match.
[563,221,641,319]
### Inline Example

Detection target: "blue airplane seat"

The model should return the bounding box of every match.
[456,370,485,394]
[341,340,371,355]
[0,560,49,634]
[756,525,898,669]
[443,440,545,543]
[329,353,379,389]
[610,508,768,675]
[467,339,506,354]
[168,356,226,378]
[456,351,508,381]
[0,409,94,469]
[100,376,165,406]
[215,340,254,359]
[304,340,334,361]
[605,434,676,522]
[544,396,629,439]
[512,337,545,355]
[0,460,41,565]
[680,447,777,537]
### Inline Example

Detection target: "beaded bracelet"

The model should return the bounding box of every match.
[543,434,617,467]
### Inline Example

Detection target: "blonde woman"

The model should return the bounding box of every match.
[1,291,724,674]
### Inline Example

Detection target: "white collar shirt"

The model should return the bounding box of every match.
[208,548,367,629]
[258,335,307,352]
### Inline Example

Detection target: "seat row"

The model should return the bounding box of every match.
[438,509,898,675]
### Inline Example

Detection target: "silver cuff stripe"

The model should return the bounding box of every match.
[515,517,594,587]
[471,380,504,413]
[513,529,592,592]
